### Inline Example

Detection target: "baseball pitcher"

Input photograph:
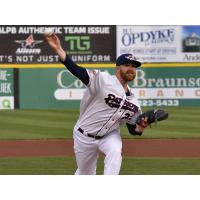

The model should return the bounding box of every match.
[44,32,168,175]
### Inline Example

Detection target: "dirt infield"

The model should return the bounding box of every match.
[1,139,200,157]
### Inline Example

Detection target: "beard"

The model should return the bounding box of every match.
[120,70,136,81]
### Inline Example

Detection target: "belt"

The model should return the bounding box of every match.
[78,127,105,140]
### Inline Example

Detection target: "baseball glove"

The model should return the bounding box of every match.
[136,109,168,128]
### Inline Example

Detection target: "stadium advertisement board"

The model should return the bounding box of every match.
[19,65,200,108]
[0,25,116,64]
[0,68,14,109]
[117,25,200,63]
[1,25,200,108]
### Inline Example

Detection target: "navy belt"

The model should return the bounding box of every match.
[78,127,104,139]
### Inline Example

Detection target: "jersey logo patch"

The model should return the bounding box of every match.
[104,94,138,113]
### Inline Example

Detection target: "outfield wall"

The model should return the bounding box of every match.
[1,25,200,109]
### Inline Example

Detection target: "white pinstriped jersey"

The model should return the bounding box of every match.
[75,70,141,137]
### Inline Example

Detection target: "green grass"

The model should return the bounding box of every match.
[0,156,77,175]
[120,157,200,175]
[0,107,200,139]
[0,109,76,139]
[0,156,200,175]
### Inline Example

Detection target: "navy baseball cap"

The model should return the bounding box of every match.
[116,53,141,68]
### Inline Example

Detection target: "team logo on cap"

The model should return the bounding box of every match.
[125,54,137,61]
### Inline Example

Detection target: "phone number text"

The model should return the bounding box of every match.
[138,99,179,107]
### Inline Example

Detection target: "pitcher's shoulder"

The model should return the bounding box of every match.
[101,71,117,84]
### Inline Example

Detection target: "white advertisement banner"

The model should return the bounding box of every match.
[54,88,200,100]
[134,88,200,99]
[117,25,200,63]
[54,89,84,100]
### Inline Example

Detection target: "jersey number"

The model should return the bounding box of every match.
[122,113,133,120]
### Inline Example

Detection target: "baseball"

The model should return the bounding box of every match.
[44,28,54,36]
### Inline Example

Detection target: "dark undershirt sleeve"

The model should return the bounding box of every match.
[126,123,142,136]
[60,55,90,85]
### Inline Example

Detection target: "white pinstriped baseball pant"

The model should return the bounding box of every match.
[73,128,122,175]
